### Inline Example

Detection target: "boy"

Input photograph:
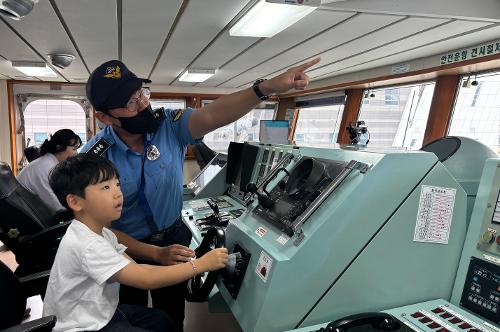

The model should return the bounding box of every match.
[44,154,228,332]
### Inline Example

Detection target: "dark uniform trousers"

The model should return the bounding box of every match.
[119,218,192,332]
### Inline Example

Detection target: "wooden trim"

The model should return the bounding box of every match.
[7,80,17,174]
[151,92,223,101]
[337,89,363,144]
[280,53,500,98]
[275,98,295,120]
[185,96,196,108]
[422,75,460,146]
[289,109,300,144]
[10,80,86,86]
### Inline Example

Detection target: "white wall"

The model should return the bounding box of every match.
[0,80,11,167]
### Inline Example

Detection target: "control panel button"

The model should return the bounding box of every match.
[458,322,472,329]
[419,317,432,323]
[481,230,495,244]
[437,328,450,332]
[411,312,424,318]
[432,307,444,313]
[449,317,462,324]
[428,322,441,329]
[440,312,452,318]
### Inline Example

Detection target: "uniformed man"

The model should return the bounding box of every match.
[82,58,319,331]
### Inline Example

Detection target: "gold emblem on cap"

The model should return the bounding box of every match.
[104,65,121,79]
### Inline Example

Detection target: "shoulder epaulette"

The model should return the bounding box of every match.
[86,138,112,157]
[171,108,185,122]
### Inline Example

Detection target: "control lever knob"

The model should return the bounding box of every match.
[246,183,274,209]
[278,180,286,189]
[224,252,243,276]
[207,199,219,215]
[246,183,258,194]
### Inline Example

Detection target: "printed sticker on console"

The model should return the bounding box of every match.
[256,226,267,237]
[276,233,290,245]
[413,185,456,244]
[255,251,273,282]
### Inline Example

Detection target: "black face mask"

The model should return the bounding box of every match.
[115,104,161,134]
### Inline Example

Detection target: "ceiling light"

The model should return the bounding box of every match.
[179,69,216,83]
[229,0,320,38]
[0,0,38,20]
[48,53,75,69]
[11,61,57,77]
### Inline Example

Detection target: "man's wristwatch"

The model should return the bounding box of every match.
[252,79,269,100]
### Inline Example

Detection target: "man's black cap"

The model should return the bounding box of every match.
[86,60,151,112]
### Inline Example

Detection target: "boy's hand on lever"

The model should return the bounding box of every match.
[198,248,229,272]
[156,244,195,265]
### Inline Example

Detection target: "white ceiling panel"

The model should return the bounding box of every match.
[56,0,118,72]
[183,31,260,77]
[197,10,356,87]
[304,17,449,77]
[219,13,405,88]
[314,24,500,80]
[311,20,494,79]
[149,0,250,84]
[0,20,42,61]
[122,0,183,78]
[7,0,88,80]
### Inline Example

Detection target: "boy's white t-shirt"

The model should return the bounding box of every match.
[43,220,131,332]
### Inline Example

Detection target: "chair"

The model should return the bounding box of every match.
[0,162,71,276]
[23,146,41,163]
[0,259,55,332]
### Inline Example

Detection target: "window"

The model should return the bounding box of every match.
[34,132,48,145]
[24,100,87,147]
[384,89,400,105]
[357,82,435,149]
[448,71,500,154]
[78,132,87,145]
[150,99,185,110]
[203,101,276,152]
[293,105,344,148]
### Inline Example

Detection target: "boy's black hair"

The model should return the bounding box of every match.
[49,154,120,211]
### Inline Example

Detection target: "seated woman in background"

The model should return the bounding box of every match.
[17,129,82,212]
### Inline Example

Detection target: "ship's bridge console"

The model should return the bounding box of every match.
[292,157,500,332]
[181,137,496,332]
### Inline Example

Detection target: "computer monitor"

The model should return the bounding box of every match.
[259,120,289,144]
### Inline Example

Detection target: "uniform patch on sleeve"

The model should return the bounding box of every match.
[86,138,112,157]
[151,107,166,120]
[171,109,185,122]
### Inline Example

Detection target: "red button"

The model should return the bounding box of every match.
[458,322,472,329]
[411,312,424,318]
[420,317,432,323]
[432,307,444,313]
[437,328,450,332]
[441,312,452,318]
[428,322,441,329]
[449,317,462,324]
